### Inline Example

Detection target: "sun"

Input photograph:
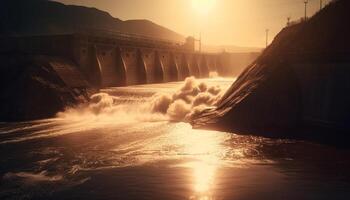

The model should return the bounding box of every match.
[192,0,216,15]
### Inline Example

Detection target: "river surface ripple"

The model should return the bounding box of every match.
[1,78,350,200]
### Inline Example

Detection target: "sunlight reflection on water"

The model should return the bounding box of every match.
[133,122,235,199]
[162,123,222,198]
[2,78,349,200]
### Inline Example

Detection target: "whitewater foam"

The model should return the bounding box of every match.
[0,77,229,144]
[58,77,225,123]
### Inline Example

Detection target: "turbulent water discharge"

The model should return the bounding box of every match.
[1,78,350,200]
[59,77,224,123]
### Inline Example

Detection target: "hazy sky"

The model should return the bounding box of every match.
[55,0,329,47]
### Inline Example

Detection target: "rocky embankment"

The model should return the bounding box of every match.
[0,55,92,121]
[191,0,350,144]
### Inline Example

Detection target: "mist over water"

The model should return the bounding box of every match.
[58,77,225,124]
[150,77,224,121]
[0,78,232,145]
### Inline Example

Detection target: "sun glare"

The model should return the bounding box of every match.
[192,0,216,15]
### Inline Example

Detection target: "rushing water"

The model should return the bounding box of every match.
[1,78,350,200]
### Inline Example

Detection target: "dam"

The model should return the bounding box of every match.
[2,1,350,199]
[0,31,258,89]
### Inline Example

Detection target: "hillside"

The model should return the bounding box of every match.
[191,0,350,145]
[0,0,184,42]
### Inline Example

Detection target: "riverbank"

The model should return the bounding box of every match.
[192,0,350,145]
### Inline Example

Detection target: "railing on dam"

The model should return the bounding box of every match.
[78,29,185,49]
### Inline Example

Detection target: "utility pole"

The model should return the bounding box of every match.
[199,32,202,52]
[304,0,308,20]
[287,16,291,26]
[265,29,269,48]
[320,0,323,10]
[193,33,202,52]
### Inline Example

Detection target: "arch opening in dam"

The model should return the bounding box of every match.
[120,47,147,86]
[74,44,102,87]
[207,55,218,74]
[198,54,210,78]
[95,45,121,87]
[140,48,163,83]
[185,53,200,78]
[156,51,179,82]
[174,53,190,81]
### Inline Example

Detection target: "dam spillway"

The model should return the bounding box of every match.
[0,32,259,89]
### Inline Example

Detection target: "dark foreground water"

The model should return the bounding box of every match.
[1,78,350,200]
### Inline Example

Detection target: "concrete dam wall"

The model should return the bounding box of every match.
[0,32,260,121]
[0,33,259,89]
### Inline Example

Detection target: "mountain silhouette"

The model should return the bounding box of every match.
[0,0,184,41]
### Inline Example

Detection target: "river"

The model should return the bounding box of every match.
[1,78,350,200]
